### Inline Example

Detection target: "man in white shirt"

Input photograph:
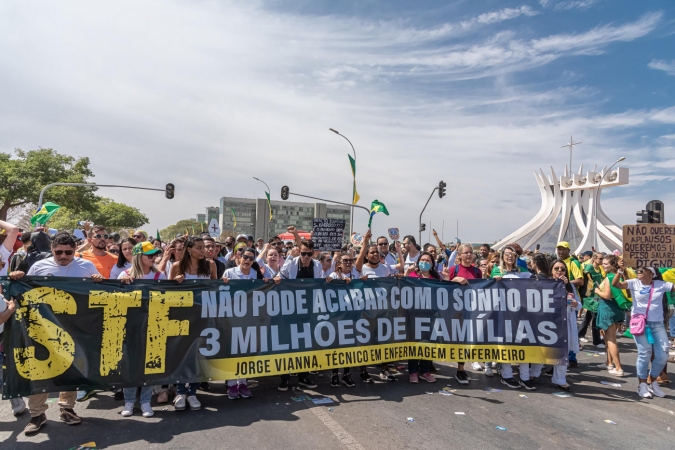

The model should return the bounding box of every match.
[376,236,398,266]
[9,232,102,435]
[0,219,19,277]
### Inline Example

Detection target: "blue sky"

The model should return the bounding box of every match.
[0,0,674,243]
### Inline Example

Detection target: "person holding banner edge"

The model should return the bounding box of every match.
[9,232,103,435]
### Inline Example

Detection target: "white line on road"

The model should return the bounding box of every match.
[304,400,365,450]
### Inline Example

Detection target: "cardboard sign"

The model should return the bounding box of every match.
[388,228,399,241]
[208,218,221,238]
[622,224,675,269]
[312,219,345,251]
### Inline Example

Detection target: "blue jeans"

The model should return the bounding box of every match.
[634,321,669,380]
[408,360,430,375]
[669,314,675,338]
[176,383,198,397]
[123,386,153,404]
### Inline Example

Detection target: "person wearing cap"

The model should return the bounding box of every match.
[132,230,148,243]
[224,235,248,262]
[115,242,166,418]
[246,235,255,249]
[612,266,675,398]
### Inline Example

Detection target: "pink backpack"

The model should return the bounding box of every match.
[629,284,653,336]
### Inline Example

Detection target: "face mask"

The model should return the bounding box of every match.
[418,261,432,272]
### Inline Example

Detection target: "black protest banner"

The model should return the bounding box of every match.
[1,277,567,399]
[312,219,345,251]
[623,224,675,269]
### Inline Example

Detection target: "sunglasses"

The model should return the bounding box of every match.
[341,259,355,264]
[109,250,120,255]
[133,234,144,239]
[300,251,313,257]
[323,258,333,263]
[54,250,74,256]
[142,253,155,258]
[242,255,255,261]
[636,269,650,274]
[553,267,565,272]
[377,242,388,246]
[272,242,283,246]
[94,234,109,240]
[236,248,245,253]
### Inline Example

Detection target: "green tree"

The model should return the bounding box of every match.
[49,198,149,233]
[0,148,98,221]
[160,219,204,241]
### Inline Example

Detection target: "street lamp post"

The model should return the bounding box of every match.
[253,177,271,241]
[593,157,625,251]
[35,182,172,227]
[329,128,357,236]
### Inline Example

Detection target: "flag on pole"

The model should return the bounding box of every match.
[31,202,61,226]
[368,200,389,228]
[191,224,195,234]
[264,192,273,221]
[231,207,236,229]
[348,155,360,205]
[156,229,160,240]
[201,222,204,232]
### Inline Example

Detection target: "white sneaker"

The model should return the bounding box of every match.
[598,364,614,370]
[596,344,606,349]
[10,397,26,416]
[121,402,134,417]
[173,394,186,411]
[187,395,201,411]
[650,382,666,398]
[471,362,483,371]
[608,369,624,377]
[637,382,653,398]
[580,338,589,343]
[141,403,154,417]
[485,366,494,377]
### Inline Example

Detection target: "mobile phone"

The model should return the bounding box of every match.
[535,244,540,251]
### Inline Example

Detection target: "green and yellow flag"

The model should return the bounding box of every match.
[368,200,389,227]
[265,191,272,221]
[31,202,61,226]
[231,207,236,229]
[348,155,360,205]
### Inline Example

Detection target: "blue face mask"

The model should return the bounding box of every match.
[418,261,432,272]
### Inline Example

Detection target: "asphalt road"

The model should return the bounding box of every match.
[2,331,675,450]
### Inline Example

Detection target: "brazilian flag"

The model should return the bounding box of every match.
[31,202,61,226]
[368,200,389,227]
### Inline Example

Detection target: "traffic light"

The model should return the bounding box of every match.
[636,210,648,224]
[438,181,447,199]
[165,183,174,199]
[281,186,289,201]
[647,200,664,223]
[420,223,426,232]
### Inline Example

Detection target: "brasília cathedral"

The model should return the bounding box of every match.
[493,164,628,255]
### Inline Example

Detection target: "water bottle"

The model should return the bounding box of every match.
[646,325,655,345]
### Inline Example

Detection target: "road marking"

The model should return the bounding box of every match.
[304,400,365,450]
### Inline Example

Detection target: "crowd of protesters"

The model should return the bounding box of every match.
[1,219,674,435]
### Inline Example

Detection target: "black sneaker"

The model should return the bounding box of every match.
[59,407,82,425]
[454,370,470,385]
[199,382,211,391]
[501,377,521,389]
[341,373,355,387]
[569,360,578,368]
[519,379,536,390]
[360,370,374,383]
[298,377,317,389]
[114,389,124,401]
[24,414,47,435]
[331,373,340,387]
[278,379,289,392]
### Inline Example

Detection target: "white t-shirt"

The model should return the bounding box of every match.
[109,262,132,280]
[383,252,398,267]
[117,270,167,280]
[404,252,420,270]
[627,279,674,322]
[27,257,100,278]
[361,263,392,278]
[224,266,258,280]
[329,268,361,280]
[0,245,11,277]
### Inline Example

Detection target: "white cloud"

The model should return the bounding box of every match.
[649,59,675,76]
[0,1,669,243]
[541,0,602,11]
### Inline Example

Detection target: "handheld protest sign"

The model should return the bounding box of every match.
[388,228,399,241]
[312,219,345,251]
[208,218,221,238]
[351,232,364,246]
